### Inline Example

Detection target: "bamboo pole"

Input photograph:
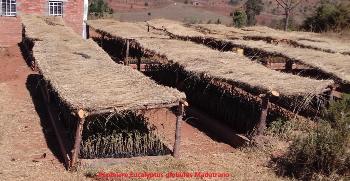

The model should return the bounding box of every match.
[173,101,184,158]
[70,110,86,169]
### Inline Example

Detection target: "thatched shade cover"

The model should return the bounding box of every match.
[240,26,350,55]
[22,15,185,113]
[191,24,350,55]
[147,19,350,84]
[227,39,350,84]
[87,20,333,98]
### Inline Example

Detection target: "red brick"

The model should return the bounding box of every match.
[0,17,22,47]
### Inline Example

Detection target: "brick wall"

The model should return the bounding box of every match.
[63,0,83,36]
[17,0,47,15]
[16,0,84,35]
[0,17,22,47]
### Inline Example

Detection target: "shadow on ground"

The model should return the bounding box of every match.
[25,74,65,165]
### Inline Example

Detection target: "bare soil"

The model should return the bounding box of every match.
[0,45,88,180]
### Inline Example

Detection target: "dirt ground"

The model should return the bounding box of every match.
[0,45,89,180]
[0,44,289,180]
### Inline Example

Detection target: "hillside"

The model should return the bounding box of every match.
[104,0,348,28]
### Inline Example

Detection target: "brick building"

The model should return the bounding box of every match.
[0,0,88,40]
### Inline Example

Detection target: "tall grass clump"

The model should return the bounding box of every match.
[276,95,350,180]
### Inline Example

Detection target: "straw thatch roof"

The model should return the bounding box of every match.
[194,24,350,55]
[87,20,334,98]
[227,39,350,84]
[149,19,350,55]
[241,26,350,55]
[146,19,350,84]
[147,19,205,37]
[22,15,185,113]
[88,19,168,39]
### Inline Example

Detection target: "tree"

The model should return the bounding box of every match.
[233,11,247,27]
[245,0,263,26]
[275,0,303,31]
[229,0,240,6]
[302,2,350,32]
[89,0,111,17]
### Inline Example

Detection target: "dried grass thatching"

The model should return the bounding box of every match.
[227,39,350,84]
[193,24,350,55]
[21,15,185,113]
[147,19,205,37]
[88,19,168,39]
[87,20,334,98]
[241,26,350,55]
[147,19,350,84]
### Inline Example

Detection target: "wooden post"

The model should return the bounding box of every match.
[70,110,86,169]
[175,71,179,86]
[237,48,244,55]
[285,60,293,72]
[173,102,184,158]
[124,39,130,65]
[147,24,150,32]
[86,25,90,39]
[137,57,141,71]
[256,94,270,135]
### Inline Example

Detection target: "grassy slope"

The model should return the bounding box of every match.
[113,3,233,24]
[106,0,348,28]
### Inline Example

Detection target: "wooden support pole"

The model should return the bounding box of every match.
[285,60,293,72]
[70,111,86,169]
[137,57,141,71]
[86,25,90,39]
[256,94,270,136]
[173,102,184,158]
[124,39,130,65]
[175,71,179,86]
[40,82,70,169]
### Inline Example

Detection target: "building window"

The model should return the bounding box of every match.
[49,1,63,16]
[0,0,16,16]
